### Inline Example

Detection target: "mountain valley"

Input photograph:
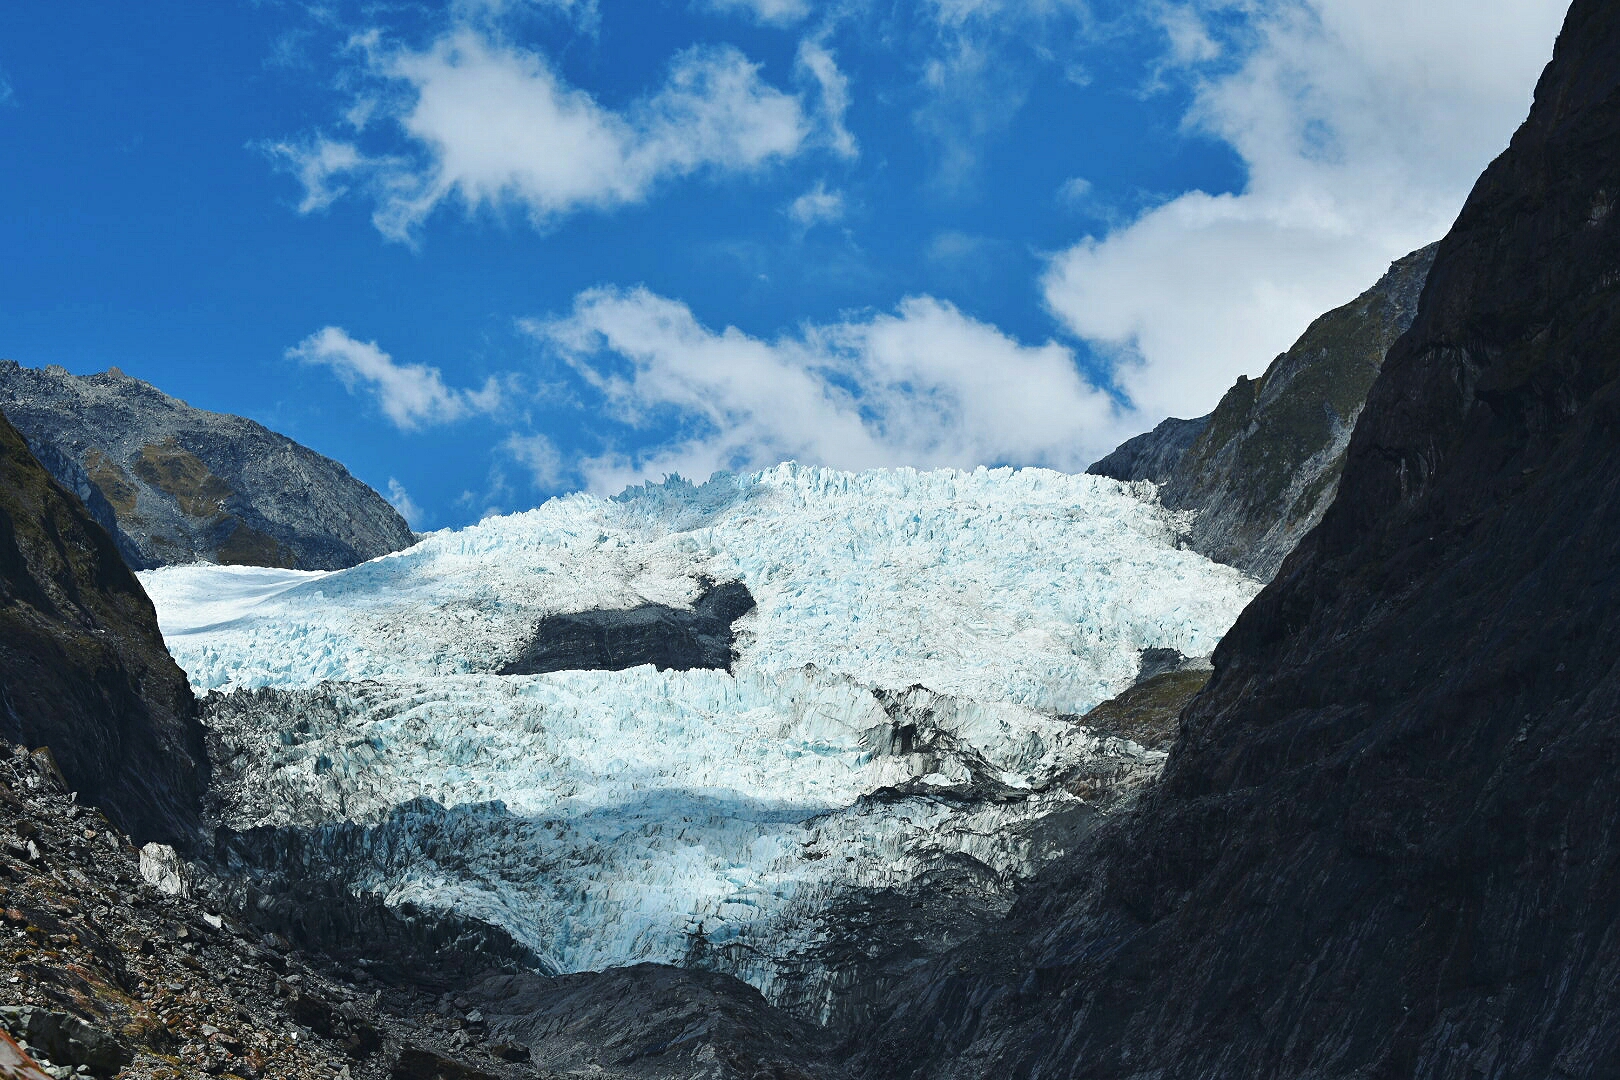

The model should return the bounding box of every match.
[2,0,1619,1076]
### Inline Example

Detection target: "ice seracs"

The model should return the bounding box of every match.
[141,464,1260,1010]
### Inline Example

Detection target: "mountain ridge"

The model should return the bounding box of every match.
[1091,242,1436,580]
[0,360,415,571]
[851,1,1620,1074]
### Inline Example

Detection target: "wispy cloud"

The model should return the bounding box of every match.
[263,137,372,213]
[796,40,857,159]
[702,0,813,27]
[1044,0,1569,420]
[787,181,845,229]
[386,478,426,528]
[502,432,566,489]
[530,287,1126,494]
[288,326,503,430]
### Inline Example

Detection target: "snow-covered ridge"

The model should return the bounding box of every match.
[141,464,1260,1005]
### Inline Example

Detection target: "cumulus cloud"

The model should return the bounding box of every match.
[1045,0,1569,420]
[288,326,503,430]
[279,30,813,240]
[530,287,1124,494]
[787,181,845,228]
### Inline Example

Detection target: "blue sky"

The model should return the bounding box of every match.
[0,1,1568,528]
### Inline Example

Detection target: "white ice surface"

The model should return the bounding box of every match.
[141,465,1260,999]
[143,465,1256,713]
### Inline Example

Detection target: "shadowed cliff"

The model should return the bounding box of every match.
[0,409,207,845]
[855,1,1620,1075]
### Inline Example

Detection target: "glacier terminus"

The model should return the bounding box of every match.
[139,464,1259,1020]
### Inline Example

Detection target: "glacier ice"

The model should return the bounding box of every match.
[141,464,1259,1009]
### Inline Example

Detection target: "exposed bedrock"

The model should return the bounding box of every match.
[0,408,206,846]
[498,579,757,675]
[468,964,848,1079]
[1089,243,1437,581]
[0,360,415,571]
[851,2,1620,1076]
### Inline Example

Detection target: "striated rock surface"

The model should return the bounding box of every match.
[853,2,1620,1076]
[1090,245,1436,580]
[1085,416,1208,485]
[0,408,205,846]
[1160,242,1436,579]
[0,361,415,571]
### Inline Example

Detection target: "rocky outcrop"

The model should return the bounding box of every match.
[852,2,1620,1076]
[0,361,415,571]
[1085,416,1208,485]
[470,965,847,1079]
[0,408,205,845]
[1090,245,1436,580]
[0,743,539,1079]
[498,579,756,675]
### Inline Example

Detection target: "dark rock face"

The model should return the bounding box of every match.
[470,964,847,1079]
[498,579,756,675]
[1165,242,1436,579]
[0,361,416,571]
[209,812,552,992]
[0,408,205,845]
[851,4,1620,1077]
[1085,415,1209,484]
[1089,245,1436,580]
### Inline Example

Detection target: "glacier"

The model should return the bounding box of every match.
[140,464,1260,1016]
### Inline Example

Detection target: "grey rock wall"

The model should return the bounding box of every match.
[0,361,415,570]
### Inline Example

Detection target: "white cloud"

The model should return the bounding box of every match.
[386,478,426,528]
[1057,176,1093,207]
[283,30,813,240]
[531,287,1125,494]
[787,181,845,228]
[703,0,812,26]
[1045,0,1569,420]
[288,326,503,431]
[264,137,371,213]
[796,40,858,159]
[502,432,567,489]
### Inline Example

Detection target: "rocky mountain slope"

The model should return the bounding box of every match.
[0,737,839,1080]
[0,409,205,846]
[1091,244,1436,579]
[1084,416,1208,487]
[0,362,415,571]
[854,1,1620,1075]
